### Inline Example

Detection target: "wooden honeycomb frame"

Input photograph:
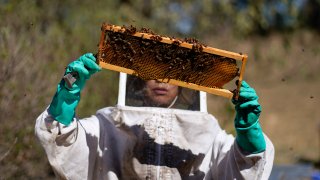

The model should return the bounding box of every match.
[97,23,248,99]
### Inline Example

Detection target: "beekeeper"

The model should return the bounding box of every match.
[35,53,274,179]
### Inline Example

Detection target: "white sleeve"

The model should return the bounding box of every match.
[34,107,101,179]
[210,129,274,180]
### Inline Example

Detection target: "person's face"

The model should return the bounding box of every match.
[144,80,179,107]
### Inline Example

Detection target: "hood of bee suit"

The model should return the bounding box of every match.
[117,73,207,112]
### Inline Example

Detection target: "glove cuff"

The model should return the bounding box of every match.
[235,119,266,153]
[48,82,80,126]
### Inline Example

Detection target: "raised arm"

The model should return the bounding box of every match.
[210,81,274,179]
[49,53,101,125]
[232,81,266,153]
[35,53,101,179]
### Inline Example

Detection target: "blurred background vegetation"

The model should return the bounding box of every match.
[0,0,319,178]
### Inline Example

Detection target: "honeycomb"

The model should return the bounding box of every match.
[98,24,243,90]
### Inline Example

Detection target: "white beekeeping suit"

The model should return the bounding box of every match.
[35,72,274,180]
[36,106,274,179]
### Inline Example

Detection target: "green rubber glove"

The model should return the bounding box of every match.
[48,53,101,126]
[232,81,266,153]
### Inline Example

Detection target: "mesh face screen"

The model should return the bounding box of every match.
[98,24,246,98]
[125,75,201,111]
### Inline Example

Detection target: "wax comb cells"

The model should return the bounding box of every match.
[97,24,247,99]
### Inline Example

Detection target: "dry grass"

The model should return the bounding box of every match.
[207,30,320,165]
